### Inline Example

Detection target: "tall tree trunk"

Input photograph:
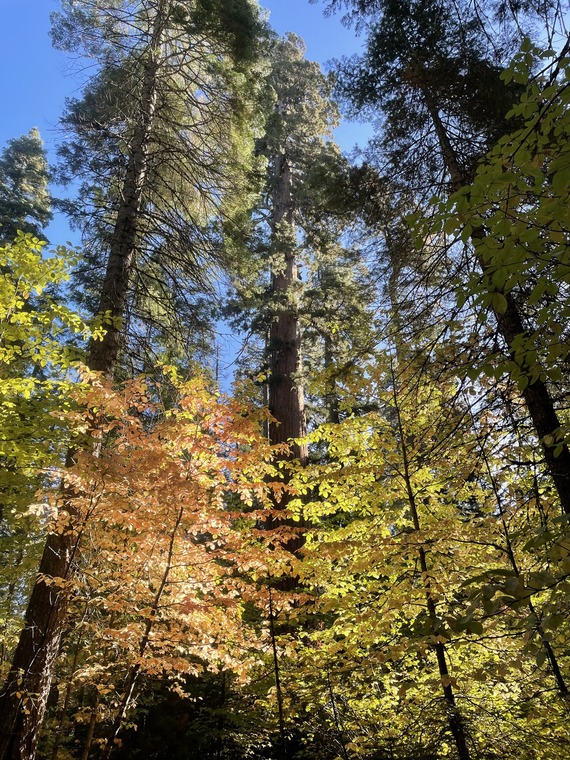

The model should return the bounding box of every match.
[419,71,570,516]
[266,151,308,559]
[0,6,168,758]
[0,490,85,760]
[323,333,340,425]
[268,153,308,467]
[88,2,167,376]
[263,148,309,741]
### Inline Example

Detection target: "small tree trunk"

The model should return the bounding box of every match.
[326,668,349,760]
[391,367,471,760]
[268,587,286,746]
[101,505,184,759]
[215,671,226,760]
[79,694,99,760]
[323,334,340,425]
[0,549,24,668]
[50,642,81,760]
[479,441,569,697]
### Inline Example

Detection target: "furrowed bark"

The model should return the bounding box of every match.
[268,152,308,468]
[263,125,310,739]
[266,149,308,560]
[88,1,167,377]
[0,518,82,760]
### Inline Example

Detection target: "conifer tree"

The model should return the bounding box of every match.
[232,34,374,457]
[263,33,337,467]
[0,129,52,241]
[53,0,265,374]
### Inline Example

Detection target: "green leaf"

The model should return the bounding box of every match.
[491,292,508,314]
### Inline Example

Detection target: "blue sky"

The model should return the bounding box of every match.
[0,0,371,243]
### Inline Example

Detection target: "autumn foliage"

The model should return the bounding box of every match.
[43,369,301,753]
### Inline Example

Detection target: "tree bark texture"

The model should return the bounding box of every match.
[0,526,79,760]
[88,2,167,377]
[266,151,307,557]
[268,152,308,466]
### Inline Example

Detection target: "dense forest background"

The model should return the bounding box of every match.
[1,1,570,759]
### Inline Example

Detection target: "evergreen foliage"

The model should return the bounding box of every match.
[53,0,267,372]
[0,129,52,241]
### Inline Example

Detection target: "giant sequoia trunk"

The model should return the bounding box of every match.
[265,150,308,558]
[0,6,168,757]
[419,73,570,516]
[268,152,308,467]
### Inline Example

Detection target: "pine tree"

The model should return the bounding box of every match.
[0,129,52,241]
[53,0,265,375]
